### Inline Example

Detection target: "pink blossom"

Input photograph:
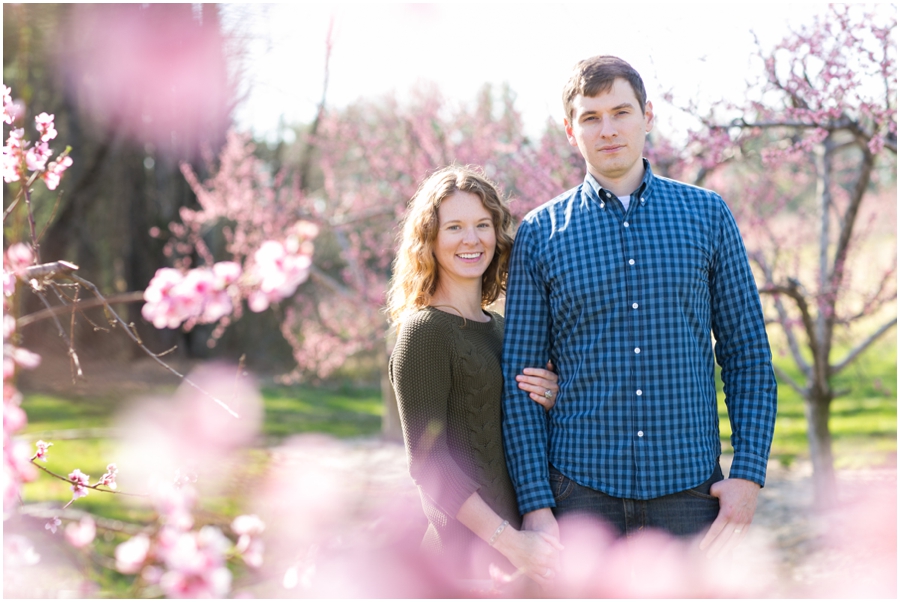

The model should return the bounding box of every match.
[142,268,187,329]
[65,515,96,548]
[116,534,151,574]
[233,514,265,568]
[157,526,232,598]
[34,112,57,142]
[12,347,41,370]
[4,242,33,275]
[68,468,91,500]
[143,263,240,329]
[35,440,52,461]
[213,261,242,287]
[2,85,13,125]
[45,516,61,534]
[4,396,27,433]
[25,141,51,172]
[247,240,312,312]
[232,514,265,537]
[41,154,73,190]
[99,463,118,489]
[2,129,24,183]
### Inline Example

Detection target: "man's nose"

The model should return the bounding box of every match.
[599,116,617,137]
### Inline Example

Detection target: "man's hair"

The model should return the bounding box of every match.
[385,165,514,327]
[562,55,647,121]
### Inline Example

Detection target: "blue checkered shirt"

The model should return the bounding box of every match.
[501,161,777,513]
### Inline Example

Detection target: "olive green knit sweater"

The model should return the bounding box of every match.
[389,307,519,577]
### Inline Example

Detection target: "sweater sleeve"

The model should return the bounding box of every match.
[390,313,480,518]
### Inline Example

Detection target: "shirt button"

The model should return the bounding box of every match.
[632,302,638,309]
[637,431,644,437]
[623,221,630,228]
[634,347,641,354]
[636,389,642,396]
[628,259,635,265]
[600,202,606,209]
[640,197,645,204]
[606,192,612,198]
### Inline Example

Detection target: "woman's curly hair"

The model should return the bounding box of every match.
[386,165,514,327]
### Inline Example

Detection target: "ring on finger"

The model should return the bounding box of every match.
[543,389,554,399]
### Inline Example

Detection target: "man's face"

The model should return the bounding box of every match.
[564,78,654,188]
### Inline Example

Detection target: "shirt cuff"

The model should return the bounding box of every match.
[515,479,557,515]
[728,451,769,487]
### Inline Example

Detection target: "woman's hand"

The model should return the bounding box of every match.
[516,361,559,410]
[493,526,564,588]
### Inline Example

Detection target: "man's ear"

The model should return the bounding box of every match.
[644,100,655,133]
[564,118,578,148]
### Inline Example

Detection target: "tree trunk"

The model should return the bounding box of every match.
[380,328,402,441]
[803,390,838,507]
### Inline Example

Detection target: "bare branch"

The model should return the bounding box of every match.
[759,281,818,370]
[21,260,80,281]
[16,291,146,329]
[66,273,240,419]
[831,317,898,376]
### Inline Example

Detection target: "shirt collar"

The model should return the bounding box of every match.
[584,159,655,208]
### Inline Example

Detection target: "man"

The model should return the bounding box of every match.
[501,55,777,568]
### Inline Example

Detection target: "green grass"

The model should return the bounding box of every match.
[718,336,897,469]
[18,336,896,512]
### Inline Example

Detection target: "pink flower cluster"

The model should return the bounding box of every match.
[246,236,314,313]
[1,86,72,190]
[99,463,118,490]
[141,262,241,329]
[3,243,41,518]
[114,474,265,598]
[143,222,317,330]
[68,469,91,501]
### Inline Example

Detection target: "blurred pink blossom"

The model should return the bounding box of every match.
[25,141,51,172]
[65,516,96,548]
[45,516,62,534]
[68,468,90,501]
[34,112,57,142]
[2,85,13,125]
[34,439,52,461]
[142,262,240,329]
[157,525,232,598]
[2,128,24,184]
[99,463,118,489]
[4,242,33,275]
[41,154,73,191]
[116,533,151,574]
[247,239,312,313]
[232,514,265,537]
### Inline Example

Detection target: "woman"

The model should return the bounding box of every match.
[387,166,562,588]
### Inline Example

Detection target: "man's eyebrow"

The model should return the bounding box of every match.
[580,102,635,117]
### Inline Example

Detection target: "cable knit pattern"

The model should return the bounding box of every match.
[389,307,520,577]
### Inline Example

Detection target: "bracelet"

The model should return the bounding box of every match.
[488,519,509,547]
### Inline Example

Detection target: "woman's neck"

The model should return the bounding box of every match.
[430,281,488,322]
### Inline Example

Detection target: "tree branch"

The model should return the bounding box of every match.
[831,317,898,376]
[16,290,146,329]
[772,363,808,396]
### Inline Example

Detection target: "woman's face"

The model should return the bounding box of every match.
[433,191,496,287]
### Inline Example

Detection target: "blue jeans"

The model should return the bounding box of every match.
[549,461,723,538]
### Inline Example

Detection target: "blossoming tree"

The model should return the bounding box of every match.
[690,5,897,503]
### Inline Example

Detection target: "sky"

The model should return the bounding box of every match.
[221,3,839,143]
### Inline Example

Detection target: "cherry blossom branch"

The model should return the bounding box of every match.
[28,458,145,500]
